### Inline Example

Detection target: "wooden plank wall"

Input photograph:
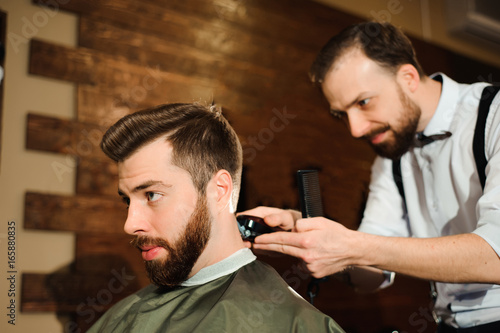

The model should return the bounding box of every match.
[0,11,6,170]
[22,0,500,332]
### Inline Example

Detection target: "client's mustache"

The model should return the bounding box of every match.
[130,235,172,252]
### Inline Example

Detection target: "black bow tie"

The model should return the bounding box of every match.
[413,131,452,148]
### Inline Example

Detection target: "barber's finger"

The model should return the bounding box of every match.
[252,242,306,259]
[243,238,285,257]
[237,206,298,230]
[237,206,278,217]
[263,213,292,228]
[294,216,337,232]
[253,231,306,248]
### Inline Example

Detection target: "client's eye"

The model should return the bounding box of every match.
[146,192,162,202]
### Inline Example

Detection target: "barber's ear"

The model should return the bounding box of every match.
[397,64,420,93]
[212,169,233,209]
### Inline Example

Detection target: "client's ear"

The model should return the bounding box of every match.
[211,169,233,211]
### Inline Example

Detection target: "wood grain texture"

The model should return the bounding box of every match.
[29,38,96,84]
[21,270,141,312]
[24,192,126,234]
[26,113,107,160]
[34,0,337,70]
[75,157,118,196]
[75,233,150,287]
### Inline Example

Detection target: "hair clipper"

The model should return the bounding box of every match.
[236,214,275,242]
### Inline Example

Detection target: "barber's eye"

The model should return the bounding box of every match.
[146,192,162,202]
[359,98,370,107]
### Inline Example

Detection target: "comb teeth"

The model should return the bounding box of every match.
[297,170,323,218]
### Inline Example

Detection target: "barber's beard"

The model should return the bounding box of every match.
[367,85,421,160]
[131,195,212,288]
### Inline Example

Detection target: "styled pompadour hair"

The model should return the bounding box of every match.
[101,103,243,211]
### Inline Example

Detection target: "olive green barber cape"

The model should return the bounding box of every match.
[88,260,344,332]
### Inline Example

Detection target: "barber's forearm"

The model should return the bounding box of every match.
[338,266,387,293]
[353,232,500,284]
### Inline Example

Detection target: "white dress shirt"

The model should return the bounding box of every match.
[359,73,500,328]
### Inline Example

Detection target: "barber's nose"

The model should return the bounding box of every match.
[347,111,370,138]
[123,202,148,235]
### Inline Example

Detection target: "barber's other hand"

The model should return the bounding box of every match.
[238,206,300,231]
[253,217,355,278]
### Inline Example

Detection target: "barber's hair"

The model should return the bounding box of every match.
[309,21,424,84]
[101,103,243,210]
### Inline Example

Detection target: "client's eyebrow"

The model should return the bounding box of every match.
[118,180,171,197]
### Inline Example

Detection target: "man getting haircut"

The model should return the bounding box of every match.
[88,103,344,333]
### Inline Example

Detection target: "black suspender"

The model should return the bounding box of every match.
[473,86,500,190]
[392,85,499,209]
[392,158,406,213]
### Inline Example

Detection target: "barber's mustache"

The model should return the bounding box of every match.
[362,124,391,142]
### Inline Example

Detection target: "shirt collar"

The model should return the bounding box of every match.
[181,248,256,287]
[422,73,460,137]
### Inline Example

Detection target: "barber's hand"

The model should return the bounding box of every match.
[238,206,300,257]
[238,206,301,231]
[253,217,355,278]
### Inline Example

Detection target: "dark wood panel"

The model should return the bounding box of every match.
[75,234,150,287]
[29,38,215,90]
[76,157,118,196]
[26,113,107,160]
[76,81,215,125]
[32,0,354,39]
[21,271,141,312]
[76,81,269,126]
[77,17,281,95]
[35,0,321,72]
[30,40,273,124]
[78,17,277,78]
[24,192,126,234]
[29,38,96,84]
[124,0,360,50]
[75,15,329,117]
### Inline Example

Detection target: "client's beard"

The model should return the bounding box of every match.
[131,195,212,287]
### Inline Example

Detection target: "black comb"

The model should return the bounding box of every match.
[297,170,323,218]
[297,169,327,305]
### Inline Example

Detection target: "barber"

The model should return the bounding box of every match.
[243,22,500,332]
